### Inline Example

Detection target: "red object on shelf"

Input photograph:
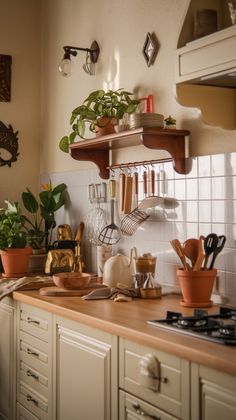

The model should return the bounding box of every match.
[145,94,155,113]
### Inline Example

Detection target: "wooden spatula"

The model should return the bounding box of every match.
[193,236,205,271]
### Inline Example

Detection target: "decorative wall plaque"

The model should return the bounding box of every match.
[142,32,159,67]
[0,121,19,167]
[0,54,12,102]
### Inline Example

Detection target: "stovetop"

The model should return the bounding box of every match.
[147,307,236,345]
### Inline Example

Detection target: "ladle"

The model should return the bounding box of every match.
[183,238,199,268]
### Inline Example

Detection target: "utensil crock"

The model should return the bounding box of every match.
[176,268,217,307]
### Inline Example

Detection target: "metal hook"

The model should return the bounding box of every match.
[110,168,115,177]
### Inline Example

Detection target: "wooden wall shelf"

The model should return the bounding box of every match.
[69,127,191,179]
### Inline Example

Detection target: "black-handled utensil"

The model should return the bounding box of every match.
[203,233,218,269]
[209,235,226,269]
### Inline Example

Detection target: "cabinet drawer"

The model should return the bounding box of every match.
[119,339,190,419]
[18,382,49,420]
[19,303,52,342]
[19,331,50,377]
[19,360,49,398]
[17,402,39,420]
[119,390,178,420]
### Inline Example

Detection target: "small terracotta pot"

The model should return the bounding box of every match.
[0,247,32,278]
[95,117,118,137]
[176,268,217,307]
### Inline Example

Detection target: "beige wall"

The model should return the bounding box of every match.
[40,0,236,176]
[0,0,41,205]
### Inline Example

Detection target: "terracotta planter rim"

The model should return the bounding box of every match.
[176,268,217,277]
[0,247,32,255]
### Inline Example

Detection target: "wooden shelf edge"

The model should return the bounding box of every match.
[69,127,191,178]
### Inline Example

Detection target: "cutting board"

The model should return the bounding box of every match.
[39,283,107,296]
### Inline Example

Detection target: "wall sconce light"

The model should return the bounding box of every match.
[59,40,100,76]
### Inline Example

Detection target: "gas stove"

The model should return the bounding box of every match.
[147,307,236,345]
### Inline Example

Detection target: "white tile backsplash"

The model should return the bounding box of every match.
[49,151,236,305]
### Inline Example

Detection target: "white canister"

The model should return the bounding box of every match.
[97,245,112,277]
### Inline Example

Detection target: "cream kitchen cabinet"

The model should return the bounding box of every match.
[191,363,236,420]
[0,296,16,420]
[55,315,118,420]
[119,338,190,420]
[16,302,53,420]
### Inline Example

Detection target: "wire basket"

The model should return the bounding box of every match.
[120,208,150,236]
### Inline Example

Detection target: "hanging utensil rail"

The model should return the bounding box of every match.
[106,157,173,172]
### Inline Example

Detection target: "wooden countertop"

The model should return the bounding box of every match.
[13,290,236,377]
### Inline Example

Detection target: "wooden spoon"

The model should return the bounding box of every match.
[170,239,189,270]
[183,238,199,268]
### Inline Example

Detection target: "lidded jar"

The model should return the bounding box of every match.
[135,253,156,274]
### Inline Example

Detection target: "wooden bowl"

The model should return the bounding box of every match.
[53,272,91,289]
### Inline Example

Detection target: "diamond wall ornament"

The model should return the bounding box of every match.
[142,32,159,67]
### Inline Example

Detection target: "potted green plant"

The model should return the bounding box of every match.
[0,200,32,278]
[59,88,141,153]
[22,182,69,252]
[164,115,176,129]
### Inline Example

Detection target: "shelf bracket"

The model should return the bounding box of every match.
[70,148,109,179]
[141,132,192,174]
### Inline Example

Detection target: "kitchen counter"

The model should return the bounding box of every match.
[13,290,236,376]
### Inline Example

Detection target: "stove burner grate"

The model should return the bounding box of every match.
[147,306,236,345]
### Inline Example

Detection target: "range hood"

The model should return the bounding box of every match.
[175,25,236,88]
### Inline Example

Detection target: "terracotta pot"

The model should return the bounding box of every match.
[0,247,32,278]
[95,117,118,137]
[176,268,217,307]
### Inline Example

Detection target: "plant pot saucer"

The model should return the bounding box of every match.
[180,299,213,308]
[2,271,28,279]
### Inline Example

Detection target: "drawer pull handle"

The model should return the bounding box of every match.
[132,403,160,419]
[26,317,40,325]
[27,348,39,357]
[27,394,39,406]
[153,375,168,383]
[27,369,39,381]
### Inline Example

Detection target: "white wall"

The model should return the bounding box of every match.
[0,0,41,205]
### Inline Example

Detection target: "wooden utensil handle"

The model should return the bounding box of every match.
[150,169,155,195]
[134,172,139,195]
[143,171,147,195]
[119,173,125,213]
[133,171,139,209]
[123,176,133,214]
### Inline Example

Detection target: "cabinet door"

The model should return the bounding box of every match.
[0,298,16,420]
[56,318,118,420]
[191,363,236,420]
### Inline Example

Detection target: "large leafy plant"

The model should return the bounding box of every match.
[59,88,141,152]
[22,182,68,250]
[0,200,27,249]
